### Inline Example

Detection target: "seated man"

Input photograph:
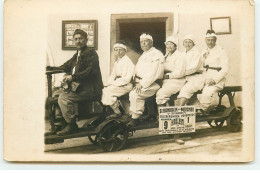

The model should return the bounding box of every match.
[156,36,186,106]
[52,29,103,135]
[102,41,135,117]
[129,33,164,123]
[177,34,205,106]
[197,30,229,111]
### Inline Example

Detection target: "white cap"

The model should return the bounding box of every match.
[140,33,153,41]
[183,34,195,44]
[113,43,127,51]
[205,30,217,38]
[205,33,217,38]
[164,36,178,45]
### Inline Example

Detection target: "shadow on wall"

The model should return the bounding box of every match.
[125,39,141,65]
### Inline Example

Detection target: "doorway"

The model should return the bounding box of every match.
[111,13,174,69]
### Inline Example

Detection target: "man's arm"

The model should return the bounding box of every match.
[71,50,98,81]
[167,53,186,79]
[112,60,135,87]
[185,51,203,75]
[211,48,229,84]
[139,52,164,89]
[47,52,77,73]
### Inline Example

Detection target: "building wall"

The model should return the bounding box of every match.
[48,0,243,85]
[47,0,250,105]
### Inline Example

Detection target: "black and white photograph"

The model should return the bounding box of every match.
[3,0,255,162]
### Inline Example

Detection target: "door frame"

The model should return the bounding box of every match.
[110,13,174,71]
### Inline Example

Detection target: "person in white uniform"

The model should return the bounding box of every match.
[156,36,186,106]
[177,34,204,106]
[129,33,164,121]
[198,30,229,110]
[102,41,135,116]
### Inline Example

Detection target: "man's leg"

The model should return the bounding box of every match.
[57,91,83,135]
[177,75,205,106]
[156,79,185,105]
[102,83,133,114]
[129,83,160,119]
[198,84,223,110]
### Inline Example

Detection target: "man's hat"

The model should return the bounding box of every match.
[73,29,88,38]
[113,40,127,50]
[165,35,178,45]
[205,30,217,38]
[183,34,195,44]
[140,33,153,41]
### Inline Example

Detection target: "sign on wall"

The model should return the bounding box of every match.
[62,20,98,50]
[159,106,196,134]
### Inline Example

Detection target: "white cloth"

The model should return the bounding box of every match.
[178,47,205,99]
[164,50,186,79]
[184,47,203,76]
[135,47,164,89]
[202,44,229,83]
[198,44,229,110]
[129,47,164,116]
[129,83,160,118]
[140,33,153,41]
[165,35,178,45]
[102,55,135,106]
[156,50,186,104]
[183,34,195,44]
[106,55,135,87]
[102,83,133,106]
[113,43,127,51]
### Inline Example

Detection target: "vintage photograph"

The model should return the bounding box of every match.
[4,0,254,162]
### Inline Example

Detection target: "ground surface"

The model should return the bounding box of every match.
[45,122,242,156]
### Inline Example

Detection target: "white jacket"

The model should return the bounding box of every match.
[164,50,186,79]
[202,44,229,83]
[107,55,135,87]
[183,47,203,76]
[135,47,164,89]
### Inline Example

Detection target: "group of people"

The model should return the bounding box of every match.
[53,28,228,135]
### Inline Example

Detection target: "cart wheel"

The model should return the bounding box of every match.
[88,135,98,145]
[207,119,225,129]
[97,123,128,152]
[206,105,226,114]
[228,108,242,132]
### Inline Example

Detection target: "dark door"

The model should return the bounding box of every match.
[118,20,166,64]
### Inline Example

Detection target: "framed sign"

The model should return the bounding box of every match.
[62,20,98,50]
[210,17,231,35]
[159,106,196,134]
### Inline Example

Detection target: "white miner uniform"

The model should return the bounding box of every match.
[102,55,135,107]
[198,44,229,110]
[129,47,164,119]
[156,50,186,105]
[178,47,205,99]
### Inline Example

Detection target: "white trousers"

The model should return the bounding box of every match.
[129,83,160,119]
[197,78,225,110]
[178,73,205,99]
[156,78,186,105]
[102,83,133,106]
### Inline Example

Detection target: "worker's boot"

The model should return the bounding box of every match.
[56,119,78,135]
[110,101,122,115]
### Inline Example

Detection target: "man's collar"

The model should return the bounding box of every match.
[143,47,154,53]
[116,55,127,62]
[77,45,88,53]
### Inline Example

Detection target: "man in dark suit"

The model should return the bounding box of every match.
[53,29,103,135]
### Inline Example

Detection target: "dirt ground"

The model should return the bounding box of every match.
[45,122,242,157]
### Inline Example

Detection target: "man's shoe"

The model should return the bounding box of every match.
[56,123,78,135]
[127,118,139,127]
[196,109,205,116]
[112,107,121,115]
[106,113,122,119]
